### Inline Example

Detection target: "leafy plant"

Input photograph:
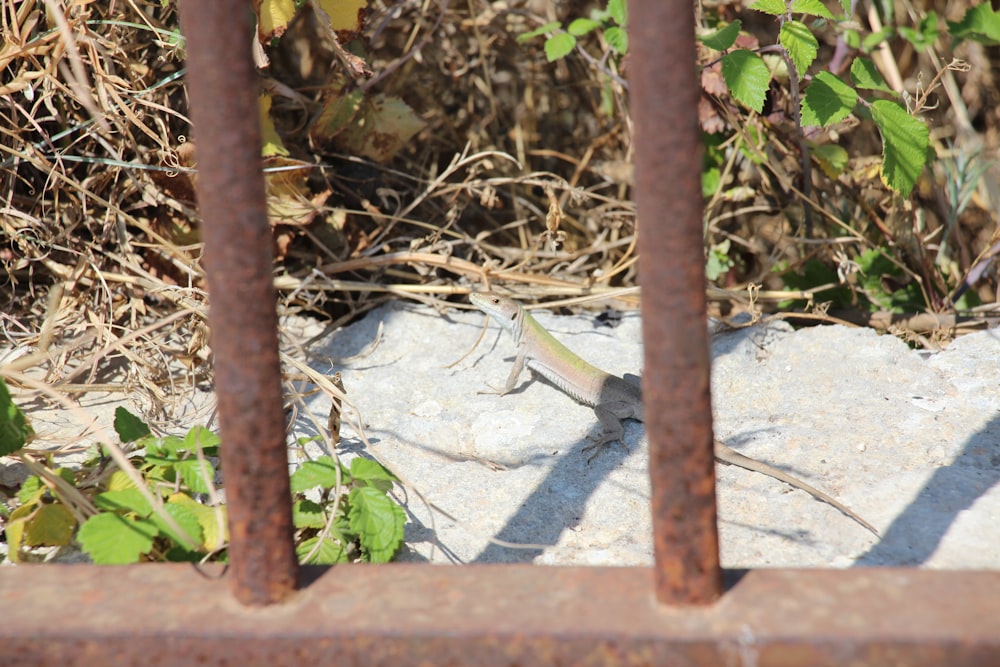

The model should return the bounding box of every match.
[517,0,628,63]
[1,390,406,565]
[290,454,405,564]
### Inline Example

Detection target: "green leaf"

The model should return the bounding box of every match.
[175,459,215,494]
[790,0,835,19]
[168,493,227,551]
[862,28,894,53]
[95,488,153,517]
[567,18,599,36]
[296,535,349,564]
[17,475,44,505]
[850,57,893,92]
[607,0,627,27]
[870,99,929,198]
[801,71,858,126]
[897,12,938,50]
[749,0,786,16]
[810,143,849,178]
[699,20,741,51]
[290,456,344,493]
[517,21,561,43]
[147,435,185,457]
[721,50,770,113]
[705,240,734,281]
[350,457,398,484]
[150,500,204,549]
[780,20,818,76]
[947,4,1000,45]
[348,486,405,563]
[0,377,33,456]
[293,499,326,529]
[544,33,576,62]
[78,513,158,564]
[604,26,628,54]
[183,425,220,454]
[113,407,150,443]
[23,503,76,547]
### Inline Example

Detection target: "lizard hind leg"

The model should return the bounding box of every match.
[580,403,634,462]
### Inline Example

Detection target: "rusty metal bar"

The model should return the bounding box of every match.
[3,565,999,665]
[631,0,722,603]
[176,0,298,604]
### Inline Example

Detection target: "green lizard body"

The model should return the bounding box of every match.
[471,291,878,536]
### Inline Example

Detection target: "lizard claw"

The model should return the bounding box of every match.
[581,435,628,463]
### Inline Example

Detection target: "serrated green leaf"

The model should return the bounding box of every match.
[897,12,938,50]
[780,20,818,76]
[721,50,770,113]
[790,0,835,19]
[293,499,326,529]
[811,143,849,178]
[296,535,349,564]
[544,33,576,62]
[168,493,227,551]
[183,425,220,454]
[607,0,627,26]
[175,459,215,494]
[95,488,153,517]
[106,470,137,491]
[113,407,150,443]
[0,377,33,456]
[17,475,44,505]
[24,503,75,547]
[150,500,203,549]
[801,71,858,126]
[351,457,397,493]
[290,456,344,493]
[567,18,599,36]
[350,457,398,483]
[850,57,893,92]
[861,28,893,52]
[348,486,405,563]
[699,20,742,51]
[948,4,1000,45]
[604,26,628,54]
[870,99,929,197]
[749,0,786,16]
[147,435,185,457]
[78,513,158,564]
[517,21,561,43]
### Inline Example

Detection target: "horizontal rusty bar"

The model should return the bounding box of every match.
[3,565,997,666]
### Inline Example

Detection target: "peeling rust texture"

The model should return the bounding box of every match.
[177,0,298,605]
[631,0,721,602]
[3,565,999,666]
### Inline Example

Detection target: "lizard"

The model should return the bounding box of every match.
[470,291,879,536]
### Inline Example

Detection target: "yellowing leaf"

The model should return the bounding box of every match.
[24,503,76,547]
[333,95,424,164]
[317,0,367,32]
[168,493,228,551]
[259,94,290,157]
[259,0,296,41]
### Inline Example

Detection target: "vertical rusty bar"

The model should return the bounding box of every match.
[631,0,722,603]
[177,0,298,604]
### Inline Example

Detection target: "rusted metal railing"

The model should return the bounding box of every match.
[2,0,998,663]
[177,0,298,605]
[632,0,722,605]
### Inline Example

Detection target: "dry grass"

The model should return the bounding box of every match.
[1,0,997,418]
